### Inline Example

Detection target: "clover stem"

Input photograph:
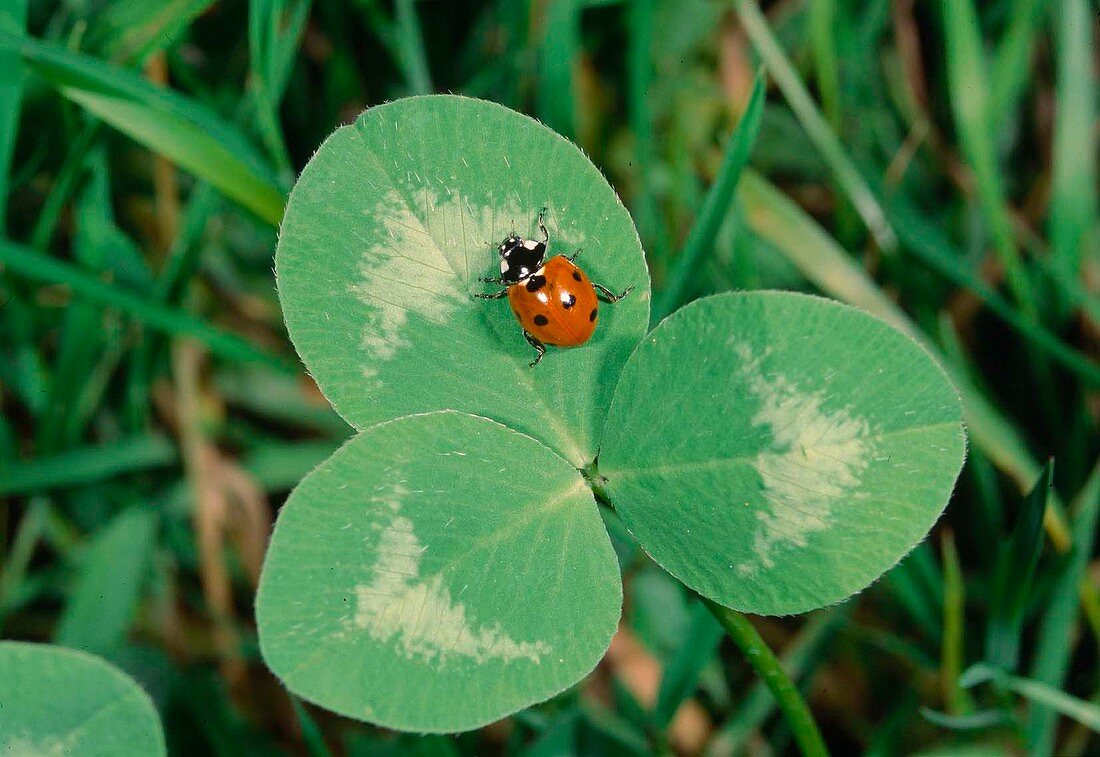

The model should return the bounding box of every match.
[580,460,613,507]
[704,599,828,757]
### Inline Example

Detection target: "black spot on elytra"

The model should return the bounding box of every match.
[526,275,547,292]
[562,293,577,309]
[534,314,549,326]
[572,270,583,282]
[589,308,598,321]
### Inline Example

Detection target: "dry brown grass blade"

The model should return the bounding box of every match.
[173,340,246,690]
[220,461,271,588]
[144,51,180,258]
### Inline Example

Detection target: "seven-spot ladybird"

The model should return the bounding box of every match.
[476,209,633,366]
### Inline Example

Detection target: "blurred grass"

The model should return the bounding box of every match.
[0,0,1097,754]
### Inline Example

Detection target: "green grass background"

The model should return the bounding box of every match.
[0,0,1096,754]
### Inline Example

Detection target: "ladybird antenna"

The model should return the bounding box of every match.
[510,218,516,236]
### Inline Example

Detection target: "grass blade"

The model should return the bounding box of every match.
[885,553,943,642]
[39,148,117,451]
[55,508,158,653]
[734,0,898,254]
[539,0,581,138]
[653,69,764,321]
[290,697,333,757]
[0,0,26,235]
[2,33,285,226]
[0,499,49,626]
[989,0,1050,125]
[1047,0,1098,320]
[941,531,973,715]
[807,0,840,131]
[919,707,1013,731]
[962,664,1100,734]
[985,462,1052,669]
[394,0,432,94]
[626,0,671,269]
[0,238,295,372]
[942,0,1036,316]
[1027,458,1100,752]
[29,120,102,251]
[0,1,39,426]
[0,435,176,496]
[91,0,218,64]
[578,702,650,756]
[651,600,724,729]
[250,0,313,177]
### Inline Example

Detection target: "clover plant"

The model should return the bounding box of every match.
[256,95,966,732]
[0,642,166,755]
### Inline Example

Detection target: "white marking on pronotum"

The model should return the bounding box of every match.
[733,343,876,575]
[352,476,550,665]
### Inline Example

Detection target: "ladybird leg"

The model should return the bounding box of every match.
[537,207,549,244]
[474,289,509,299]
[478,276,505,284]
[567,247,582,262]
[523,331,547,367]
[593,282,635,303]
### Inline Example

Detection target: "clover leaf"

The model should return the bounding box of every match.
[0,642,166,756]
[276,95,651,467]
[260,95,966,733]
[599,292,967,615]
[256,411,619,732]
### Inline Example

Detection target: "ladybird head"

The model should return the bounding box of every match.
[497,234,546,284]
[498,235,524,258]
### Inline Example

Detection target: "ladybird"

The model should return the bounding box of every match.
[476,209,633,366]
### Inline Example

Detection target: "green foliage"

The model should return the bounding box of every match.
[986,462,1051,668]
[0,434,175,496]
[0,0,26,235]
[1028,461,1100,752]
[249,0,312,177]
[1048,0,1098,318]
[0,642,166,755]
[87,0,217,64]
[1,33,285,224]
[653,70,765,321]
[0,237,292,371]
[55,508,158,653]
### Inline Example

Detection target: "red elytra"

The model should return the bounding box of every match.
[508,255,600,348]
